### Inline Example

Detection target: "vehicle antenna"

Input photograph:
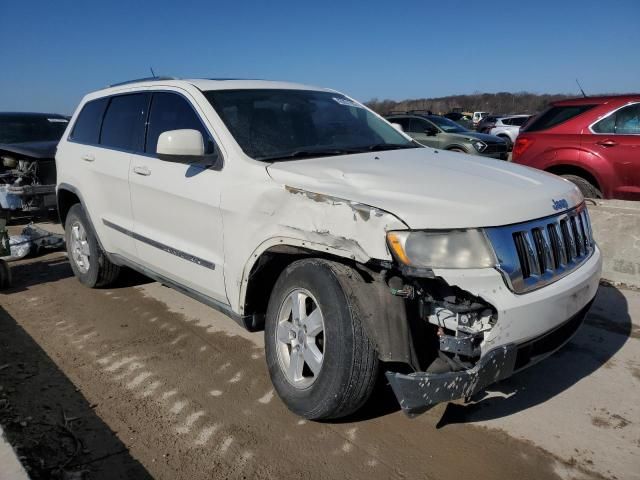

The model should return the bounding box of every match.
[150,67,157,78]
[576,79,587,98]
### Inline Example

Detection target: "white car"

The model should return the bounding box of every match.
[56,78,601,419]
[472,111,489,127]
[490,115,531,148]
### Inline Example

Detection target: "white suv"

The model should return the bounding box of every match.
[490,114,531,148]
[56,78,602,419]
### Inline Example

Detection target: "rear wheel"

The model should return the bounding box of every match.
[561,174,603,199]
[265,259,378,420]
[65,204,120,287]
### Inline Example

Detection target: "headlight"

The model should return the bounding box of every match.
[387,230,496,269]
[472,140,487,152]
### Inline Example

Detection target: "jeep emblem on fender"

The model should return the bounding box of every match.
[552,198,569,211]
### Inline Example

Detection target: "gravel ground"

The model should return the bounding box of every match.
[0,239,638,479]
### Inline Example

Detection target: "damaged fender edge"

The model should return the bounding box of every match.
[238,235,372,315]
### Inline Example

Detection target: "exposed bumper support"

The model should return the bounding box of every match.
[386,301,592,416]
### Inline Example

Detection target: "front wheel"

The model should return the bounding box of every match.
[265,259,378,420]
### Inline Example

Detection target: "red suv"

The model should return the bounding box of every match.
[512,95,640,199]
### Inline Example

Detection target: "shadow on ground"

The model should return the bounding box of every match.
[0,306,153,479]
[437,285,632,427]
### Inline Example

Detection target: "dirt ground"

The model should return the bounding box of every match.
[1,244,638,479]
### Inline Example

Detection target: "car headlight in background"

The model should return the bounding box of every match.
[471,140,487,152]
[387,230,496,269]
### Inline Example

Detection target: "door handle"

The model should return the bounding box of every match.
[596,139,618,147]
[81,154,95,162]
[133,166,151,176]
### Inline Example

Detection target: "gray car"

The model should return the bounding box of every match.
[386,113,508,160]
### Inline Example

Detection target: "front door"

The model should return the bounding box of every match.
[129,90,228,304]
[407,117,441,148]
[585,102,640,199]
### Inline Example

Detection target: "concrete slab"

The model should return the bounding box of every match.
[589,199,640,288]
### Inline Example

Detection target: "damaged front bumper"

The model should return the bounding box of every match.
[386,301,592,416]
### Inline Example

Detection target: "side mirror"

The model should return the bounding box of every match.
[424,128,438,136]
[157,129,205,163]
[391,122,404,132]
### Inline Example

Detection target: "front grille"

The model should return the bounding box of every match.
[485,204,595,293]
[483,143,507,154]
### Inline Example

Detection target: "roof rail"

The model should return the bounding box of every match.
[109,76,179,87]
[386,109,434,116]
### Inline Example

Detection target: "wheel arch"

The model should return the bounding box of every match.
[545,164,603,194]
[241,240,421,369]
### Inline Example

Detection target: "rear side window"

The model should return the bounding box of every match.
[100,94,148,152]
[145,92,216,155]
[511,117,529,127]
[69,98,108,144]
[525,105,596,132]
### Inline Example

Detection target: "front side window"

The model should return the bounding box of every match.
[408,118,433,134]
[592,104,640,134]
[0,114,69,144]
[146,92,217,155]
[204,89,416,161]
[100,94,148,152]
[426,115,468,133]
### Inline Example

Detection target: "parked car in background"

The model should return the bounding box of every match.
[56,77,600,419]
[476,114,505,134]
[489,115,531,149]
[387,113,508,159]
[472,111,489,128]
[443,112,473,130]
[512,95,640,199]
[0,112,68,216]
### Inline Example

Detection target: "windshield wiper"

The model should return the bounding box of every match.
[259,148,354,162]
[346,143,420,153]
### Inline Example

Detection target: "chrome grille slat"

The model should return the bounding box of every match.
[485,204,595,294]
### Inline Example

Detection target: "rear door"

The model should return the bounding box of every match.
[129,90,228,304]
[65,93,149,258]
[587,103,640,199]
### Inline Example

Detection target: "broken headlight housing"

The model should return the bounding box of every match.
[387,229,496,269]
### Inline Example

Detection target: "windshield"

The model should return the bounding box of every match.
[204,89,417,161]
[0,114,68,144]
[426,115,469,133]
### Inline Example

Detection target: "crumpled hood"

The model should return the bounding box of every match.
[266,147,583,229]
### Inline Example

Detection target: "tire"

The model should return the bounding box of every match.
[561,174,603,199]
[0,260,11,289]
[265,259,378,420]
[448,147,466,154]
[65,204,120,287]
[498,135,512,150]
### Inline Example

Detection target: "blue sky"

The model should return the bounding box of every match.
[1,0,638,114]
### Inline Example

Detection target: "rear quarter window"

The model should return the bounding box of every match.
[524,105,596,132]
[69,98,108,144]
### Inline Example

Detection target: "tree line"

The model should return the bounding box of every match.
[365,91,580,116]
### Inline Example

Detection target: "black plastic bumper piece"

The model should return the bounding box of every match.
[386,301,591,416]
[386,345,517,416]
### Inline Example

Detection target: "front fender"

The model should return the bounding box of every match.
[221,177,408,314]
